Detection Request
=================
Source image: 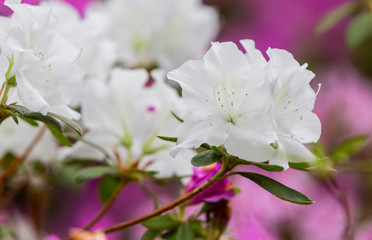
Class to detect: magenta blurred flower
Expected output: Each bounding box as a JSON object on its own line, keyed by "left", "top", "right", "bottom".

{"left": 61, "top": 0, "right": 94, "bottom": 17}
{"left": 184, "top": 163, "right": 235, "bottom": 204}
{"left": 44, "top": 235, "right": 60, "bottom": 240}
{"left": 314, "top": 66, "right": 372, "bottom": 146}
{"left": 228, "top": 166, "right": 357, "bottom": 240}
{"left": 0, "top": 0, "right": 39, "bottom": 16}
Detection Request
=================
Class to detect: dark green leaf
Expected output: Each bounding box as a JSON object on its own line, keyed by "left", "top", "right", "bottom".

{"left": 7, "top": 111, "right": 18, "bottom": 124}
{"left": 316, "top": 2, "right": 356, "bottom": 35}
{"left": 191, "top": 150, "right": 220, "bottom": 167}
{"left": 157, "top": 136, "right": 178, "bottom": 142}
{"left": 171, "top": 111, "right": 184, "bottom": 123}
{"left": 237, "top": 159, "right": 284, "bottom": 172}
{"left": 98, "top": 175, "right": 121, "bottom": 202}
{"left": 189, "top": 221, "right": 206, "bottom": 238}
{"left": 331, "top": 135, "right": 368, "bottom": 162}
{"left": 142, "top": 215, "right": 178, "bottom": 231}
{"left": 211, "top": 146, "right": 226, "bottom": 156}
{"left": 25, "top": 112, "right": 62, "bottom": 131}
{"left": 236, "top": 172, "right": 314, "bottom": 205}
{"left": 141, "top": 229, "right": 160, "bottom": 240}
{"left": 2, "top": 104, "right": 30, "bottom": 115}
{"left": 176, "top": 222, "right": 194, "bottom": 240}
{"left": 75, "top": 166, "right": 120, "bottom": 183}
{"left": 347, "top": 12, "right": 372, "bottom": 49}
{"left": 289, "top": 162, "right": 312, "bottom": 171}
{"left": 21, "top": 117, "right": 39, "bottom": 126}
{"left": 48, "top": 112, "right": 83, "bottom": 136}
{"left": 46, "top": 125, "right": 71, "bottom": 147}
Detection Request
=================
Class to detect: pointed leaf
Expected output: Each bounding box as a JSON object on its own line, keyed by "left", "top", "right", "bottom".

{"left": 157, "top": 136, "right": 178, "bottom": 142}
{"left": 236, "top": 172, "right": 314, "bottom": 205}
{"left": 316, "top": 2, "right": 356, "bottom": 35}
{"left": 211, "top": 146, "right": 226, "bottom": 156}
{"left": 46, "top": 125, "right": 71, "bottom": 147}
{"left": 24, "top": 112, "right": 62, "bottom": 131}
{"left": 237, "top": 159, "right": 284, "bottom": 172}
{"left": 176, "top": 222, "right": 194, "bottom": 240}
{"left": 141, "top": 229, "right": 160, "bottom": 240}
{"left": 142, "top": 215, "right": 178, "bottom": 231}
{"left": 289, "top": 162, "right": 312, "bottom": 171}
{"left": 171, "top": 111, "right": 184, "bottom": 123}
{"left": 347, "top": 12, "right": 372, "bottom": 49}
{"left": 75, "top": 166, "right": 120, "bottom": 183}
{"left": 48, "top": 112, "right": 83, "bottom": 136}
{"left": 191, "top": 150, "right": 220, "bottom": 167}
{"left": 98, "top": 175, "right": 121, "bottom": 203}
{"left": 6, "top": 111, "right": 18, "bottom": 124}
{"left": 2, "top": 104, "right": 30, "bottom": 115}
{"left": 331, "top": 135, "right": 368, "bottom": 162}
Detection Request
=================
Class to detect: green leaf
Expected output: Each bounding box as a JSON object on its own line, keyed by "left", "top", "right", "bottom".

{"left": 189, "top": 221, "right": 206, "bottom": 238}
{"left": 211, "top": 146, "right": 226, "bottom": 156}
{"left": 176, "top": 222, "right": 194, "bottom": 240}
{"left": 288, "top": 162, "right": 312, "bottom": 171}
{"left": 75, "top": 166, "right": 120, "bottom": 183}
{"left": 331, "top": 135, "right": 368, "bottom": 162}
{"left": 21, "top": 117, "right": 39, "bottom": 126}
{"left": 6, "top": 110, "right": 18, "bottom": 124}
{"left": 236, "top": 172, "right": 314, "bottom": 205}
{"left": 237, "top": 159, "right": 284, "bottom": 172}
{"left": 46, "top": 125, "right": 71, "bottom": 147}
{"left": 157, "top": 136, "right": 178, "bottom": 142}
{"left": 98, "top": 175, "right": 121, "bottom": 202}
{"left": 24, "top": 112, "right": 62, "bottom": 131}
{"left": 347, "top": 12, "right": 372, "bottom": 49}
{"left": 2, "top": 104, "right": 30, "bottom": 115}
{"left": 316, "top": 2, "right": 356, "bottom": 35}
{"left": 142, "top": 215, "right": 178, "bottom": 231}
{"left": 141, "top": 229, "right": 160, "bottom": 240}
{"left": 191, "top": 150, "right": 220, "bottom": 167}
{"left": 171, "top": 111, "right": 184, "bottom": 123}
{"left": 48, "top": 112, "right": 83, "bottom": 136}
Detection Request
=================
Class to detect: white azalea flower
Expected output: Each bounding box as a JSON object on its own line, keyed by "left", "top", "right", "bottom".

{"left": 106, "top": 0, "right": 218, "bottom": 70}
{"left": 62, "top": 68, "right": 192, "bottom": 177}
{"left": 168, "top": 40, "right": 321, "bottom": 169}
{"left": 47, "top": 1, "right": 117, "bottom": 80}
{"left": 0, "top": 0, "right": 83, "bottom": 118}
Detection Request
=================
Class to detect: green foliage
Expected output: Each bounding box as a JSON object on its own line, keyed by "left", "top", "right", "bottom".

{"left": 176, "top": 222, "right": 194, "bottom": 240}
{"left": 171, "top": 111, "right": 184, "bottom": 123}
{"left": 47, "top": 112, "right": 83, "bottom": 136}
{"left": 141, "top": 230, "right": 161, "bottom": 240}
{"left": 157, "top": 136, "right": 178, "bottom": 142}
{"left": 75, "top": 166, "right": 120, "bottom": 183}
{"left": 331, "top": 135, "right": 368, "bottom": 163}
{"left": 191, "top": 150, "right": 220, "bottom": 167}
{"left": 46, "top": 124, "right": 71, "bottom": 147}
{"left": 347, "top": 12, "right": 372, "bottom": 49}
{"left": 1, "top": 104, "right": 83, "bottom": 147}
{"left": 316, "top": 2, "right": 357, "bottom": 35}
{"left": 142, "top": 215, "right": 178, "bottom": 231}
{"left": 98, "top": 175, "right": 122, "bottom": 202}
{"left": 236, "top": 172, "right": 314, "bottom": 205}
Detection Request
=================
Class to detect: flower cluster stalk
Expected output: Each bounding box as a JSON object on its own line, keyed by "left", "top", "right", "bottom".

{"left": 95, "top": 158, "right": 229, "bottom": 235}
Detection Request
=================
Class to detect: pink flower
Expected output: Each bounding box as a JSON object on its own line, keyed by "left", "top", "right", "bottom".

{"left": 184, "top": 163, "right": 235, "bottom": 204}
{"left": 0, "top": 0, "right": 40, "bottom": 16}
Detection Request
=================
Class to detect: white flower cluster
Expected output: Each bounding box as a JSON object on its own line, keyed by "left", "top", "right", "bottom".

{"left": 0, "top": 0, "right": 218, "bottom": 177}
{"left": 168, "top": 40, "right": 321, "bottom": 169}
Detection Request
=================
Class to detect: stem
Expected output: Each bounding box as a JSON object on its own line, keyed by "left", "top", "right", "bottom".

{"left": 83, "top": 178, "right": 128, "bottom": 230}
{"left": 0, "top": 125, "right": 46, "bottom": 194}
{"left": 0, "top": 81, "right": 11, "bottom": 104}
{"left": 96, "top": 158, "right": 228, "bottom": 235}
{"left": 329, "top": 179, "right": 354, "bottom": 240}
